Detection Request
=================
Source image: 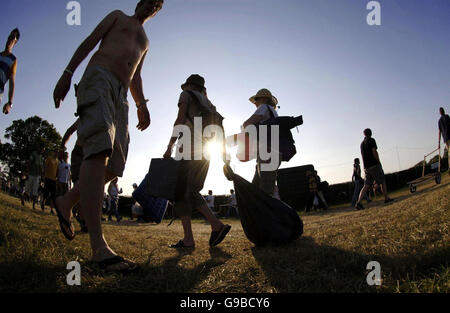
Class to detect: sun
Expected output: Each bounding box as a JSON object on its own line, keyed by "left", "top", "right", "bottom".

{"left": 205, "top": 140, "right": 224, "bottom": 162}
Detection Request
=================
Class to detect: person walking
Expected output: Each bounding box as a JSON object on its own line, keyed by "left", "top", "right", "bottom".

{"left": 107, "top": 178, "right": 122, "bottom": 223}
{"left": 355, "top": 129, "right": 394, "bottom": 210}
{"left": 1, "top": 28, "right": 20, "bottom": 115}
{"left": 243, "top": 88, "right": 281, "bottom": 197}
{"left": 52, "top": 0, "right": 163, "bottom": 273}
{"left": 438, "top": 107, "right": 450, "bottom": 174}
{"left": 164, "top": 74, "right": 231, "bottom": 249}
{"left": 351, "top": 158, "right": 371, "bottom": 207}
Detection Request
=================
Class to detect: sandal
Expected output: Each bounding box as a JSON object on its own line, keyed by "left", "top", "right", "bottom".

{"left": 54, "top": 201, "right": 75, "bottom": 241}
{"left": 97, "top": 255, "right": 140, "bottom": 274}
{"left": 209, "top": 224, "right": 231, "bottom": 247}
{"left": 170, "top": 240, "right": 195, "bottom": 249}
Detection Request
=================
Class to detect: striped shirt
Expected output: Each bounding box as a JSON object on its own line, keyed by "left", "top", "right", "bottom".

{"left": 0, "top": 53, "right": 16, "bottom": 92}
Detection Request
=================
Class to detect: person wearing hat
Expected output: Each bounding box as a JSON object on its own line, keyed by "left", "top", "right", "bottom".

{"left": 243, "top": 88, "right": 280, "bottom": 196}
{"left": 163, "top": 74, "right": 231, "bottom": 249}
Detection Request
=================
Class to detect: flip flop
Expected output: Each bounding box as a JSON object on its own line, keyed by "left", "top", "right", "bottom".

{"left": 209, "top": 224, "right": 231, "bottom": 247}
{"left": 170, "top": 240, "right": 195, "bottom": 249}
{"left": 97, "top": 256, "right": 140, "bottom": 274}
{"left": 54, "top": 202, "right": 75, "bottom": 241}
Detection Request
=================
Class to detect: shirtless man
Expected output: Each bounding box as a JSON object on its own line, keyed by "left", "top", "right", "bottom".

{"left": 52, "top": 0, "right": 163, "bottom": 273}
{"left": 1, "top": 28, "right": 20, "bottom": 115}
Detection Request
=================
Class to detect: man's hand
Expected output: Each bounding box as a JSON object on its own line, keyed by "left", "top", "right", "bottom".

{"left": 2, "top": 102, "right": 12, "bottom": 114}
{"left": 163, "top": 146, "right": 173, "bottom": 159}
{"left": 53, "top": 73, "right": 72, "bottom": 108}
{"left": 137, "top": 105, "right": 151, "bottom": 131}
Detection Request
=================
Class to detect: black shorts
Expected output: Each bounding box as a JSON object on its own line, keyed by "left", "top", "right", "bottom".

{"left": 43, "top": 178, "right": 57, "bottom": 200}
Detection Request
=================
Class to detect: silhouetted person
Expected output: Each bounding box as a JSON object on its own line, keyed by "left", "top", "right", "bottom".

{"left": 355, "top": 129, "right": 393, "bottom": 210}
{"left": 438, "top": 107, "right": 450, "bottom": 174}
{"left": 1, "top": 28, "right": 19, "bottom": 115}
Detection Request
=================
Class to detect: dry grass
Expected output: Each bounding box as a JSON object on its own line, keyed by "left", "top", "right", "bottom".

{"left": 0, "top": 173, "right": 449, "bottom": 293}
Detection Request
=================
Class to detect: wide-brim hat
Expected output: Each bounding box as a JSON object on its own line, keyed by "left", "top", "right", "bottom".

{"left": 181, "top": 74, "right": 206, "bottom": 90}
{"left": 249, "top": 88, "right": 278, "bottom": 106}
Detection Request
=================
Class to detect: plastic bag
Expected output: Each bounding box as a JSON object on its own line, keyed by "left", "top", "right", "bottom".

{"left": 224, "top": 165, "right": 303, "bottom": 246}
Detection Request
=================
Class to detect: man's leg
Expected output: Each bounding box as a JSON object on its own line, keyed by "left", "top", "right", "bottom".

{"left": 446, "top": 140, "right": 450, "bottom": 174}
{"left": 180, "top": 215, "right": 195, "bottom": 247}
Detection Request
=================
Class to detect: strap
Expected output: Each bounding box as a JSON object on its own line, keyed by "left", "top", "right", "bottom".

{"left": 266, "top": 104, "right": 275, "bottom": 119}
{"left": 185, "top": 90, "right": 202, "bottom": 126}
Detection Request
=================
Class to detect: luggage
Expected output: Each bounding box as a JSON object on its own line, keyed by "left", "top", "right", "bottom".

{"left": 228, "top": 107, "right": 303, "bottom": 163}
{"left": 132, "top": 174, "right": 168, "bottom": 224}
{"left": 145, "top": 158, "right": 187, "bottom": 201}
{"left": 260, "top": 108, "right": 303, "bottom": 162}
{"left": 223, "top": 165, "right": 303, "bottom": 246}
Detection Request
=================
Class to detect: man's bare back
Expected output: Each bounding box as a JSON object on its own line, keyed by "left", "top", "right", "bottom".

{"left": 89, "top": 10, "right": 148, "bottom": 89}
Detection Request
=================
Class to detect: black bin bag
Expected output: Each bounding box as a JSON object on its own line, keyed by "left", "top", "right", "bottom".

{"left": 224, "top": 165, "right": 303, "bottom": 246}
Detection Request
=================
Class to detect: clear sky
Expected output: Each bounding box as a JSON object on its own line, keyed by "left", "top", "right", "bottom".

{"left": 1, "top": 0, "right": 449, "bottom": 196}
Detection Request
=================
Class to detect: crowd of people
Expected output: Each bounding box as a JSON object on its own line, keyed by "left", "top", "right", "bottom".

{"left": 1, "top": 0, "right": 449, "bottom": 275}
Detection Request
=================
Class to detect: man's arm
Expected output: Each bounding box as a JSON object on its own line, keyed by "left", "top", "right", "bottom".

{"left": 163, "top": 101, "right": 188, "bottom": 159}
{"left": 53, "top": 10, "right": 121, "bottom": 108}
{"left": 61, "top": 119, "right": 80, "bottom": 149}
{"left": 2, "top": 60, "right": 17, "bottom": 115}
{"left": 372, "top": 147, "right": 381, "bottom": 164}
{"left": 243, "top": 114, "right": 264, "bottom": 129}
{"left": 130, "top": 50, "right": 150, "bottom": 131}
{"left": 438, "top": 129, "right": 441, "bottom": 149}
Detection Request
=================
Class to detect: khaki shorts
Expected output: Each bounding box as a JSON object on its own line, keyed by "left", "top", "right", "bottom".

{"left": 173, "top": 160, "right": 210, "bottom": 217}
{"left": 364, "top": 164, "right": 385, "bottom": 187}
{"left": 76, "top": 65, "right": 130, "bottom": 177}
{"left": 25, "top": 175, "right": 40, "bottom": 197}
{"left": 70, "top": 143, "right": 83, "bottom": 184}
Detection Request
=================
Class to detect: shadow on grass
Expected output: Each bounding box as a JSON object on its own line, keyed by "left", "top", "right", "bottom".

{"left": 80, "top": 247, "right": 233, "bottom": 293}
{"left": 251, "top": 236, "right": 449, "bottom": 292}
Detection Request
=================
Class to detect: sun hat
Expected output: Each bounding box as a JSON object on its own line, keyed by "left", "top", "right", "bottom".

{"left": 181, "top": 74, "right": 206, "bottom": 90}
{"left": 249, "top": 88, "right": 278, "bottom": 107}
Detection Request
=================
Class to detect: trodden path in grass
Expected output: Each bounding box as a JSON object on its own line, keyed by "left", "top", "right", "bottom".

{"left": 0, "top": 173, "right": 448, "bottom": 293}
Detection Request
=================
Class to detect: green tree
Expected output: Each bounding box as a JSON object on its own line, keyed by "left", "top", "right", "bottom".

{"left": 0, "top": 116, "right": 62, "bottom": 177}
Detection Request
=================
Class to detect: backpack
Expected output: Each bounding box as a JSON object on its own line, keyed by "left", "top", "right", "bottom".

{"left": 258, "top": 105, "right": 303, "bottom": 162}
{"left": 185, "top": 90, "right": 224, "bottom": 131}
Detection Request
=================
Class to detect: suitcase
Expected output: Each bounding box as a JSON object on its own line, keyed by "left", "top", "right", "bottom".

{"left": 132, "top": 174, "right": 168, "bottom": 224}
{"left": 145, "top": 158, "right": 186, "bottom": 201}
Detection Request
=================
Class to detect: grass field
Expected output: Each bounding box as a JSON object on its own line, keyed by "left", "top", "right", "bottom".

{"left": 0, "top": 174, "right": 449, "bottom": 293}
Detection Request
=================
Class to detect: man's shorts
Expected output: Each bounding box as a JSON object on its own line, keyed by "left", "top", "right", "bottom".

{"left": 56, "top": 182, "right": 69, "bottom": 197}
{"left": 173, "top": 160, "right": 210, "bottom": 217}
{"left": 43, "top": 178, "right": 57, "bottom": 201}
{"left": 25, "top": 175, "right": 40, "bottom": 197}
{"left": 364, "top": 164, "right": 386, "bottom": 187}
{"left": 76, "top": 65, "right": 130, "bottom": 177}
{"left": 70, "top": 143, "right": 83, "bottom": 184}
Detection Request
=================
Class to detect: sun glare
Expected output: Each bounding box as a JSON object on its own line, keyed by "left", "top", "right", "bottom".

{"left": 205, "top": 140, "right": 223, "bottom": 162}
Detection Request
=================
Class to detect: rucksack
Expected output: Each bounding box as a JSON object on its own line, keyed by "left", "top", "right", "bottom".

{"left": 185, "top": 90, "right": 224, "bottom": 131}
{"left": 258, "top": 105, "right": 303, "bottom": 162}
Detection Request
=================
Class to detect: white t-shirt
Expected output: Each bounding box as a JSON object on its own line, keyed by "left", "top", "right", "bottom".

{"left": 253, "top": 104, "right": 279, "bottom": 123}
{"left": 57, "top": 162, "right": 71, "bottom": 184}
{"left": 229, "top": 193, "right": 237, "bottom": 206}
{"left": 205, "top": 195, "right": 215, "bottom": 208}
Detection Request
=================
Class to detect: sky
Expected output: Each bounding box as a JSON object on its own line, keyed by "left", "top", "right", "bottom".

{"left": 0, "top": 0, "right": 449, "bottom": 196}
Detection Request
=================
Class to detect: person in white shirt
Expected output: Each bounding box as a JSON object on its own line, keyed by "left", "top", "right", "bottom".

{"left": 243, "top": 88, "right": 281, "bottom": 196}
{"left": 226, "top": 189, "right": 239, "bottom": 218}
{"left": 57, "top": 152, "right": 71, "bottom": 197}
{"left": 205, "top": 190, "right": 215, "bottom": 210}
{"left": 107, "top": 178, "right": 122, "bottom": 222}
